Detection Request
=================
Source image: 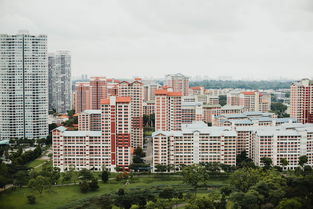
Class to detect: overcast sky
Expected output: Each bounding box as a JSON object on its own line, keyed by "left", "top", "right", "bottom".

{"left": 1, "top": 0, "right": 313, "bottom": 80}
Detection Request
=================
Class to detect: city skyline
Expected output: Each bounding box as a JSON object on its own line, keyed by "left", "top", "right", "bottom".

{"left": 1, "top": 0, "right": 313, "bottom": 80}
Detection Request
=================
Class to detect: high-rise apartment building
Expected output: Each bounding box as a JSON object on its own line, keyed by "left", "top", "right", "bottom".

{"left": 52, "top": 96, "right": 131, "bottom": 172}
{"left": 117, "top": 79, "right": 143, "bottom": 148}
{"left": 74, "top": 82, "right": 91, "bottom": 113}
{"left": 0, "top": 31, "right": 48, "bottom": 140}
{"left": 165, "top": 73, "right": 189, "bottom": 96}
{"left": 290, "top": 79, "right": 313, "bottom": 123}
{"left": 155, "top": 89, "right": 182, "bottom": 131}
{"left": 74, "top": 77, "right": 107, "bottom": 113}
{"left": 89, "top": 77, "right": 107, "bottom": 110}
{"left": 143, "top": 83, "right": 161, "bottom": 101}
{"left": 48, "top": 51, "right": 71, "bottom": 113}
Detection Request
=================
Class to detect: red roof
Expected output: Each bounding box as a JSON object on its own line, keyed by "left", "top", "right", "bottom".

{"left": 242, "top": 91, "right": 255, "bottom": 95}
{"left": 191, "top": 86, "right": 203, "bottom": 90}
{"left": 155, "top": 89, "right": 182, "bottom": 96}
{"left": 100, "top": 99, "right": 110, "bottom": 104}
{"left": 100, "top": 97, "right": 131, "bottom": 104}
{"left": 167, "top": 92, "right": 182, "bottom": 96}
{"left": 116, "top": 97, "right": 131, "bottom": 103}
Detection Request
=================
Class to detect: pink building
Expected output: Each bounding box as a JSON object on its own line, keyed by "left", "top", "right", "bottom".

{"left": 52, "top": 96, "right": 131, "bottom": 172}
{"left": 143, "top": 83, "right": 161, "bottom": 101}
{"left": 181, "top": 102, "right": 203, "bottom": 124}
{"left": 290, "top": 79, "right": 313, "bottom": 124}
{"left": 78, "top": 110, "right": 101, "bottom": 131}
{"left": 165, "top": 73, "right": 189, "bottom": 96}
{"left": 117, "top": 79, "right": 144, "bottom": 148}
{"left": 74, "top": 82, "right": 91, "bottom": 113}
{"left": 227, "top": 91, "right": 271, "bottom": 112}
{"left": 143, "top": 101, "right": 155, "bottom": 115}
{"left": 89, "top": 77, "right": 107, "bottom": 110}
{"left": 155, "top": 89, "right": 182, "bottom": 131}
{"left": 189, "top": 86, "right": 205, "bottom": 95}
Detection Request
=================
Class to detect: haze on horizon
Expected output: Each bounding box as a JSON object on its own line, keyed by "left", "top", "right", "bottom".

{"left": 0, "top": 0, "right": 313, "bottom": 80}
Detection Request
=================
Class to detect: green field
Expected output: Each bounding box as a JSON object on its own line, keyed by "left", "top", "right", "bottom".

{"left": 26, "top": 159, "right": 48, "bottom": 171}
{"left": 0, "top": 175, "right": 229, "bottom": 209}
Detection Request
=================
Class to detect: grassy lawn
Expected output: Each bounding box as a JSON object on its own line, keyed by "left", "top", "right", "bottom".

{"left": 0, "top": 175, "right": 228, "bottom": 209}
{"left": 26, "top": 159, "right": 48, "bottom": 171}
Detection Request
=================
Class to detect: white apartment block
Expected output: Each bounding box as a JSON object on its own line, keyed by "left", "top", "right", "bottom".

{"left": 152, "top": 121, "right": 237, "bottom": 170}
{"left": 0, "top": 31, "right": 48, "bottom": 140}
{"left": 78, "top": 110, "right": 101, "bottom": 131}
{"left": 48, "top": 51, "right": 71, "bottom": 113}
{"left": 152, "top": 121, "right": 313, "bottom": 171}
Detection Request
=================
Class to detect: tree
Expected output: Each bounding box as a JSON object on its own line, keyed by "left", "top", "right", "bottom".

{"left": 79, "top": 168, "right": 93, "bottom": 181}
{"left": 97, "top": 194, "right": 113, "bottom": 209}
{"left": 280, "top": 158, "right": 289, "bottom": 170}
{"left": 182, "top": 164, "right": 206, "bottom": 194}
{"left": 159, "top": 187, "right": 175, "bottom": 200}
{"left": 236, "top": 151, "right": 255, "bottom": 168}
{"left": 155, "top": 164, "right": 168, "bottom": 172}
{"left": 271, "top": 103, "right": 289, "bottom": 118}
{"left": 40, "top": 164, "right": 60, "bottom": 185}
{"left": 89, "top": 177, "right": 99, "bottom": 191}
{"left": 276, "top": 198, "right": 303, "bottom": 209}
{"left": 79, "top": 180, "right": 89, "bottom": 193}
{"left": 230, "top": 168, "right": 262, "bottom": 192}
{"left": 14, "top": 170, "right": 29, "bottom": 187}
{"left": 218, "top": 95, "right": 227, "bottom": 106}
{"left": 115, "top": 193, "right": 134, "bottom": 209}
{"left": 27, "top": 195, "right": 36, "bottom": 204}
{"left": 28, "top": 175, "right": 49, "bottom": 194}
{"left": 261, "top": 157, "right": 272, "bottom": 170}
{"left": 101, "top": 170, "right": 110, "bottom": 183}
{"left": 299, "top": 155, "right": 308, "bottom": 167}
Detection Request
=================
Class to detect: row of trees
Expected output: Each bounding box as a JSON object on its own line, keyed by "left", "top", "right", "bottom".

{"left": 0, "top": 145, "right": 43, "bottom": 188}
{"left": 190, "top": 80, "right": 292, "bottom": 90}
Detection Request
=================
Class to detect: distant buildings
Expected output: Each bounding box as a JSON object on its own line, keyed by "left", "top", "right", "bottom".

{"left": 0, "top": 31, "right": 48, "bottom": 140}
{"left": 165, "top": 73, "right": 189, "bottom": 96}
{"left": 48, "top": 51, "right": 71, "bottom": 113}
{"left": 227, "top": 91, "right": 271, "bottom": 112}
{"left": 290, "top": 79, "right": 313, "bottom": 124}
{"left": 74, "top": 77, "right": 107, "bottom": 113}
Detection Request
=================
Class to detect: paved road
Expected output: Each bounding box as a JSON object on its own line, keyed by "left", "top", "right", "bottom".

{"left": 143, "top": 136, "right": 153, "bottom": 165}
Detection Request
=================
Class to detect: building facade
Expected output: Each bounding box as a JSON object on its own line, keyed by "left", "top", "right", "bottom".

{"left": 227, "top": 91, "right": 271, "bottom": 112}
{"left": 0, "top": 31, "right": 48, "bottom": 140}
{"left": 155, "top": 89, "right": 182, "bottom": 131}
{"left": 152, "top": 121, "right": 237, "bottom": 170}
{"left": 48, "top": 51, "right": 71, "bottom": 113}
{"left": 52, "top": 96, "right": 131, "bottom": 172}
{"left": 165, "top": 73, "right": 189, "bottom": 96}
{"left": 290, "top": 79, "right": 313, "bottom": 124}
{"left": 117, "top": 80, "right": 144, "bottom": 148}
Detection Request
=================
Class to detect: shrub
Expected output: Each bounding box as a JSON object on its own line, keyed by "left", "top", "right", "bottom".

{"left": 27, "top": 195, "right": 36, "bottom": 204}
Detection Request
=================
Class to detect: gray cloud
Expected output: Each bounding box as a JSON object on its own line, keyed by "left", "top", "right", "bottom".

{"left": 0, "top": 0, "right": 313, "bottom": 80}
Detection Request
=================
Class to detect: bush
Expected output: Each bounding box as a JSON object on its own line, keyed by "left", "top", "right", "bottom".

{"left": 27, "top": 195, "right": 36, "bottom": 204}
{"left": 79, "top": 180, "right": 89, "bottom": 193}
